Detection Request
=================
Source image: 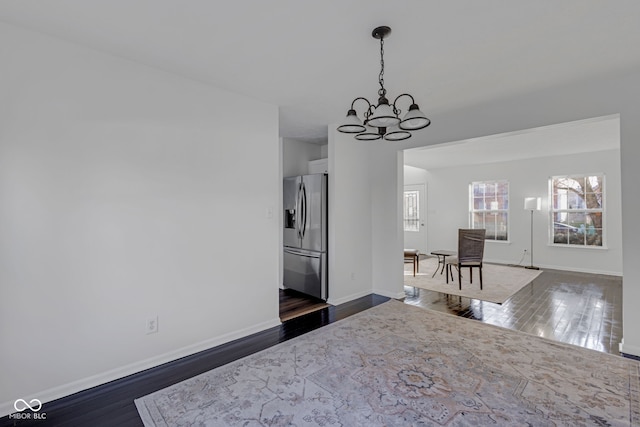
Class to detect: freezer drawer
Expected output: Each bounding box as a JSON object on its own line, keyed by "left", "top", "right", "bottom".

{"left": 283, "top": 248, "right": 327, "bottom": 301}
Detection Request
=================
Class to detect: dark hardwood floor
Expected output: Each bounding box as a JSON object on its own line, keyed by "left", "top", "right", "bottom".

{"left": 2, "top": 265, "right": 625, "bottom": 426}
{"left": 404, "top": 260, "right": 623, "bottom": 355}
{"left": 1, "top": 294, "right": 388, "bottom": 427}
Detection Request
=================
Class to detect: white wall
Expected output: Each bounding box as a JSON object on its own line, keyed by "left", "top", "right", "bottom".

{"left": 0, "top": 22, "right": 280, "bottom": 414}
{"left": 282, "top": 138, "right": 322, "bottom": 177}
{"left": 327, "top": 131, "right": 373, "bottom": 304}
{"left": 370, "top": 146, "right": 404, "bottom": 299}
{"left": 404, "top": 165, "right": 429, "bottom": 187}
{"left": 331, "top": 67, "right": 640, "bottom": 357}
{"left": 320, "top": 144, "right": 329, "bottom": 159}
{"left": 421, "top": 149, "right": 622, "bottom": 275}
{"left": 326, "top": 135, "right": 404, "bottom": 302}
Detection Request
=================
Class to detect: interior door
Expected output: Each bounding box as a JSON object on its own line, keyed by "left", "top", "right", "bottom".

{"left": 403, "top": 184, "right": 427, "bottom": 253}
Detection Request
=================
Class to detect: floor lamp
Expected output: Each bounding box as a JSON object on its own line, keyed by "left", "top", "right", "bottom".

{"left": 524, "top": 197, "right": 541, "bottom": 270}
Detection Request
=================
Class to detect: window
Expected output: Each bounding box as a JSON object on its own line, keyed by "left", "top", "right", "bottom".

{"left": 469, "top": 181, "right": 509, "bottom": 241}
{"left": 550, "top": 174, "right": 604, "bottom": 247}
{"left": 403, "top": 190, "right": 419, "bottom": 232}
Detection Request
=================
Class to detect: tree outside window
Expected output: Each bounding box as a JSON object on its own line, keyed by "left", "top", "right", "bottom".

{"left": 469, "top": 181, "right": 509, "bottom": 241}
{"left": 550, "top": 174, "right": 604, "bottom": 247}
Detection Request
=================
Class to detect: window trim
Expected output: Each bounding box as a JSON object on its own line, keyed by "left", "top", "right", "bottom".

{"left": 548, "top": 173, "right": 606, "bottom": 248}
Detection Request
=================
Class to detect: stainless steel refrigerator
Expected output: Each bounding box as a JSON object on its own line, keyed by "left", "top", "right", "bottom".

{"left": 283, "top": 173, "right": 328, "bottom": 301}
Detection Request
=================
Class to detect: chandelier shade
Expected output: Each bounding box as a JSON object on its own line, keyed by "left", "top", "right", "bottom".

{"left": 355, "top": 125, "right": 383, "bottom": 140}
{"left": 383, "top": 126, "right": 412, "bottom": 141}
{"left": 367, "top": 100, "right": 401, "bottom": 128}
{"left": 337, "top": 26, "right": 431, "bottom": 141}
{"left": 336, "top": 109, "right": 366, "bottom": 133}
{"left": 355, "top": 132, "right": 382, "bottom": 141}
{"left": 400, "top": 104, "right": 431, "bottom": 130}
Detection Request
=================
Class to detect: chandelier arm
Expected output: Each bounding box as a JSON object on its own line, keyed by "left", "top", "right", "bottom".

{"left": 349, "top": 96, "right": 375, "bottom": 121}
{"left": 392, "top": 93, "right": 416, "bottom": 107}
{"left": 391, "top": 93, "right": 417, "bottom": 117}
{"left": 350, "top": 97, "right": 372, "bottom": 111}
{"left": 392, "top": 93, "right": 416, "bottom": 105}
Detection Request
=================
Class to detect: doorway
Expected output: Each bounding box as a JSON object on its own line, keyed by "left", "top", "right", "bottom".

{"left": 403, "top": 184, "right": 427, "bottom": 253}
{"left": 279, "top": 289, "right": 330, "bottom": 322}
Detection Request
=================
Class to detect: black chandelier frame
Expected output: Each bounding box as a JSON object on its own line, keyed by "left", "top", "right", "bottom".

{"left": 337, "top": 26, "right": 431, "bottom": 141}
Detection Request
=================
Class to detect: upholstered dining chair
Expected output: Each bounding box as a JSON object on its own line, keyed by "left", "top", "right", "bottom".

{"left": 404, "top": 249, "right": 420, "bottom": 277}
{"left": 446, "top": 229, "right": 486, "bottom": 290}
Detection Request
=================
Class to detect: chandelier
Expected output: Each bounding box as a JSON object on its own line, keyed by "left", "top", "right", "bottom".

{"left": 337, "top": 26, "right": 431, "bottom": 141}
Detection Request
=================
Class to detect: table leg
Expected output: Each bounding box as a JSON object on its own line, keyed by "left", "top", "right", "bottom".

{"left": 432, "top": 255, "right": 442, "bottom": 278}
{"left": 439, "top": 255, "right": 448, "bottom": 275}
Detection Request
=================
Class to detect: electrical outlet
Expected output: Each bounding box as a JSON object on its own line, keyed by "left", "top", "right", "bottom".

{"left": 146, "top": 316, "right": 159, "bottom": 334}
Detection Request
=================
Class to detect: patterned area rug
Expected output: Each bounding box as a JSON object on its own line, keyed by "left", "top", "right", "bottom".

{"left": 405, "top": 257, "right": 542, "bottom": 303}
{"left": 135, "top": 300, "right": 640, "bottom": 426}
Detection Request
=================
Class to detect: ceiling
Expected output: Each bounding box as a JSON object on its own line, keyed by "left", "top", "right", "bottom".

{"left": 1, "top": 1, "right": 639, "bottom": 145}
{"left": 404, "top": 115, "right": 620, "bottom": 170}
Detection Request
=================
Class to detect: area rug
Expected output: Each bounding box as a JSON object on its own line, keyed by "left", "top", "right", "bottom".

{"left": 135, "top": 300, "right": 640, "bottom": 426}
{"left": 405, "top": 257, "right": 542, "bottom": 304}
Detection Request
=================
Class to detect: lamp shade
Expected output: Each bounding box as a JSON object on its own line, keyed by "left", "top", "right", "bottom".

{"left": 399, "top": 104, "right": 431, "bottom": 130}
{"left": 367, "top": 103, "right": 400, "bottom": 128}
{"left": 355, "top": 125, "right": 382, "bottom": 140}
{"left": 524, "top": 197, "right": 541, "bottom": 210}
{"left": 384, "top": 126, "right": 411, "bottom": 141}
{"left": 337, "top": 109, "right": 366, "bottom": 134}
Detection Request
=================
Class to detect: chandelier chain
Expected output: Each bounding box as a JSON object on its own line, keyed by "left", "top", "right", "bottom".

{"left": 378, "top": 37, "right": 386, "bottom": 97}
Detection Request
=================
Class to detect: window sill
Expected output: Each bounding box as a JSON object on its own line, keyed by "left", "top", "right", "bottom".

{"left": 547, "top": 243, "right": 608, "bottom": 250}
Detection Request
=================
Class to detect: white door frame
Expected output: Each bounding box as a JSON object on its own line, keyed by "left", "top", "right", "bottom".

{"left": 403, "top": 183, "right": 428, "bottom": 253}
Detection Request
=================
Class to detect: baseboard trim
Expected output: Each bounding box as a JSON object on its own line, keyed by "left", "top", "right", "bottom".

{"left": 536, "top": 264, "right": 621, "bottom": 277}
{"left": 0, "top": 317, "right": 281, "bottom": 418}
{"left": 619, "top": 339, "right": 640, "bottom": 359}
{"left": 328, "top": 289, "right": 373, "bottom": 306}
{"left": 484, "top": 258, "right": 622, "bottom": 277}
{"left": 373, "top": 288, "right": 406, "bottom": 300}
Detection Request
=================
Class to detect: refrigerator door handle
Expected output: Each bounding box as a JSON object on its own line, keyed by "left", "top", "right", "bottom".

{"left": 295, "top": 182, "right": 302, "bottom": 239}
{"left": 300, "top": 182, "right": 307, "bottom": 239}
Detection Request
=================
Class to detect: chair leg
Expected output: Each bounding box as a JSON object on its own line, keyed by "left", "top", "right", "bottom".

{"left": 458, "top": 265, "right": 462, "bottom": 290}
{"left": 446, "top": 265, "right": 449, "bottom": 283}
{"left": 415, "top": 254, "right": 419, "bottom": 273}
{"left": 470, "top": 267, "right": 473, "bottom": 284}
{"left": 479, "top": 266, "right": 483, "bottom": 290}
